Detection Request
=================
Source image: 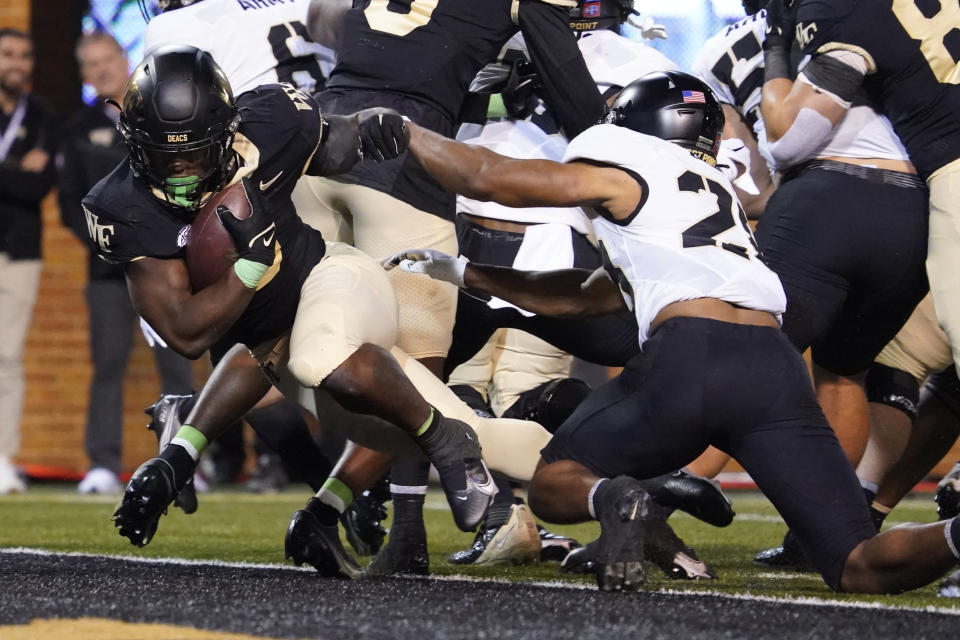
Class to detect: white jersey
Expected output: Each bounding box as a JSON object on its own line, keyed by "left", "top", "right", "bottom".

{"left": 577, "top": 30, "right": 679, "bottom": 94}
{"left": 143, "top": 0, "right": 335, "bottom": 95}
{"left": 563, "top": 125, "right": 786, "bottom": 347}
{"left": 691, "top": 11, "right": 909, "bottom": 168}
{"left": 456, "top": 31, "right": 677, "bottom": 231}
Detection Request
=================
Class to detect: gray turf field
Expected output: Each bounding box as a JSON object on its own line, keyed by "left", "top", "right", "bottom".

{"left": 1, "top": 551, "right": 956, "bottom": 639}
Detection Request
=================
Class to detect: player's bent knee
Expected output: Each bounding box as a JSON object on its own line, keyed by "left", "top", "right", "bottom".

{"left": 288, "top": 340, "right": 361, "bottom": 388}
{"left": 865, "top": 362, "right": 920, "bottom": 420}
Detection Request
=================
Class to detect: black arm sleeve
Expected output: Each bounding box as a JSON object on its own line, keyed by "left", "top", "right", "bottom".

{"left": 517, "top": 0, "right": 604, "bottom": 139}
{"left": 304, "top": 113, "right": 362, "bottom": 177}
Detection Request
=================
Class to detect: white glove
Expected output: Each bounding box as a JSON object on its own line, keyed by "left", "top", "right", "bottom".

{"left": 627, "top": 15, "right": 668, "bottom": 41}
{"left": 716, "top": 137, "right": 751, "bottom": 182}
{"left": 382, "top": 249, "right": 468, "bottom": 287}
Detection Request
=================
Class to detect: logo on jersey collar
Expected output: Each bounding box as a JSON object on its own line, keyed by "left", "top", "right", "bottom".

{"left": 583, "top": 1, "right": 601, "bottom": 16}
{"left": 177, "top": 225, "right": 190, "bottom": 248}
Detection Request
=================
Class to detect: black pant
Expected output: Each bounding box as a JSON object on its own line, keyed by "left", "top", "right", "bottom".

{"left": 84, "top": 278, "right": 194, "bottom": 473}
{"left": 754, "top": 161, "right": 929, "bottom": 375}
{"left": 542, "top": 317, "right": 876, "bottom": 589}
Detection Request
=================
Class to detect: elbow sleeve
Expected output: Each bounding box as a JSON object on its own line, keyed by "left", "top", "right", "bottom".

{"left": 767, "top": 107, "right": 834, "bottom": 170}
{"left": 306, "top": 114, "right": 361, "bottom": 177}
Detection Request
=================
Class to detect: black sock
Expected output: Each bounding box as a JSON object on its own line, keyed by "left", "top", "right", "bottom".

{"left": 414, "top": 410, "right": 474, "bottom": 491}
{"left": 389, "top": 459, "right": 428, "bottom": 540}
{"left": 159, "top": 444, "right": 196, "bottom": 492}
{"left": 390, "top": 495, "right": 427, "bottom": 541}
{"left": 247, "top": 401, "right": 332, "bottom": 491}
{"left": 485, "top": 472, "right": 514, "bottom": 529}
{"left": 869, "top": 506, "right": 889, "bottom": 531}
{"left": 414, "top": 410, "right": 473, "bottom": 463}
{"left": 304, "top": 497, "right": 340, "bottom": 526}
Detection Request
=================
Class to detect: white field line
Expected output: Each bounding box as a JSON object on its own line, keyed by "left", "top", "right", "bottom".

{"left": 4, "top": 547, "right": 960, "bottom": 616}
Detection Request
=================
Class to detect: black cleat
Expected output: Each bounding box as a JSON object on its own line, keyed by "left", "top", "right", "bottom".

{"left": 561, "top": 476, "right": 647, "bottom": 591}
{"left": 285, "top": 506, "right": 362, "bottom": 579}
{"left": 364, "top": 532, "right": 430, "bottom": 577}
{"left": 113, "top": 458, "right": 177, "bottom": 547}
{"left": 423, "top": 416, "right": 497, "bottom": 532}
{"left": 640, "top": 470, "right": 735, "bottom": 527}
{"left": 644, "top": 517, "right": 717, "bottom": 580}
{"left": 245, "top": 453, "right": 288, "bottom": 494}
{"left": 146, "top": 394, "right": 198, "bottom": 515}
{"left": 938, "top": 569, "right": 960, "bottom": 597}
{"left": 753, "top": 530, "right": 816, "bottom": 572}
{"left": 936, "top": 461, "right": 960, "bottom": 520}
{"left": 340, "top": 489, "right": 389, "bottom": 556}
{"left": 538, "top": 525, "right": 582, "bottom": 563}
{"left": 447, "top": 504, "right": 541, "bottom": 566}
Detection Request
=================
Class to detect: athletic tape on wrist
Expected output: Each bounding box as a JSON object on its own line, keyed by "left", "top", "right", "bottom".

{"left": 234, "top": 258, "right": 268, "bottom": 289}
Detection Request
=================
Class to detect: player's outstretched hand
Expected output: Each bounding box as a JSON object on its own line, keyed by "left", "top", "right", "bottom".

{"left": 382, "top": 249, "right": 468, "bottom": 287}
{"left": 356, "top": 108, "right": 409, "bottom": 162}
{"left": 627, "top": 15, "right": 667, "bottom": 41}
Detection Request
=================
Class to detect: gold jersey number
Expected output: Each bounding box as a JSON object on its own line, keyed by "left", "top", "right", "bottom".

{"left": 364, "top": 0, "right": 440, "bottom": 37}
{"left": 893, "top": 0, "right": 960, "bottom": 84}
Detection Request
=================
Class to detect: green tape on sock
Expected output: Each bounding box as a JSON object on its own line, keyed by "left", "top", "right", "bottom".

{"left": 174, "top": 425, "right": 208, "bottom": 456}
{"left": 415, "top": 408, "right": 435, "bottom": 437}
{"left": 318, "top": 477, "right": 353, "bottom": 513}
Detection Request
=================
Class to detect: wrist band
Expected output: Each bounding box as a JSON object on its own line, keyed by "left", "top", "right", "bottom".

{"left": 764, "top": 47, "right": 792, "bottom": 83}
{"left": 234, "top": 258, "right": 268, "bottom": 289}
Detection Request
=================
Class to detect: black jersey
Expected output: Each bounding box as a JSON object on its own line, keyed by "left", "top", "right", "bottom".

{"left": 327, "top": 0, "right": 522, "bottom": 123}
{"left": 82, "top": 84, "right": 327, "bottom": 349}
{"left": 797, "top": 0, "right": 960, "bottom": 178}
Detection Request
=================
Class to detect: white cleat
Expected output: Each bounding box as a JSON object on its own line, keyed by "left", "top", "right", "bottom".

{"left": 78, "top": 467, "right": 123, "bottom": 495}
{"left": 0, "top": 457, "right": 27, "bottom": 495}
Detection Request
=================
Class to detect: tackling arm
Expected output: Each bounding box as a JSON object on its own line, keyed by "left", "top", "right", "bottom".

{"left": 465, "top": 264, "right": 627, "bottom": 318}
{"left": 406, "top": 123, "right": 642, "bottom": 218}
{"left": 759, "top": 0, "right": 857, "bottom": 167}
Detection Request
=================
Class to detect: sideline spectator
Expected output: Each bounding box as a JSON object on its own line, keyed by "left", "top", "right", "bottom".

{"left": 0, "top": 28, "right": 58, "bottom": 494}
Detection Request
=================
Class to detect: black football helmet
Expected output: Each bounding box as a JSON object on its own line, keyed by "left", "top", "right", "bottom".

{"left": 604, "top": 71, "right": 724, "bottom": 165}
{"left": 569, "top": 0, "right": 636, "bottom": 35}
{"left": 117, "top": 45, "right": 238, "bottom": 212}
{"left": 741, "top": 0, "right": 765, "bottom": 15}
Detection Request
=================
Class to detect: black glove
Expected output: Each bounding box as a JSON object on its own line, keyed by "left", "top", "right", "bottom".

{"left": 762, "top": 0, "right": 797, "bottom": 81}
{"left": 502, "top": 58, "right": 541, "bottom": 120}
{"left": 356, "top": 108, "right": 409, "bottom": 162}
{"left": 763, "top": 0, "right": 796, "bottom": 52}
{"left": 217, "top": 178, "right": 277, "bottom": 270}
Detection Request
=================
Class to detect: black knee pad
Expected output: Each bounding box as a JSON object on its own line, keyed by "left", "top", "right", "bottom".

{"left": 925, "top": 366, "right": 960, "bottom": 420}
{"left": 503, "top": 377, "right": 592, "bottom": 433}
{"left": 865, "top": 362, "right": 920, "bottom": 420}
{"left": 448, "top": 384, "right": 494, "bottom": 418}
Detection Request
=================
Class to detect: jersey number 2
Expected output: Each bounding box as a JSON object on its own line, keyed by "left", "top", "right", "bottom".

{"left": 267, "top": 21, "right": 325, "bottom": 93}
{"left": 677, "top": 171, "right": 758, "bottom": 259}
{"left": 365, "top": 0, "right": 440, "bottom": 37}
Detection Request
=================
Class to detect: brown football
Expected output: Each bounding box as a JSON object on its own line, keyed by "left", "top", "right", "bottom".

{"left": 185, "top": 182, "right": 251, "bottom": 291}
